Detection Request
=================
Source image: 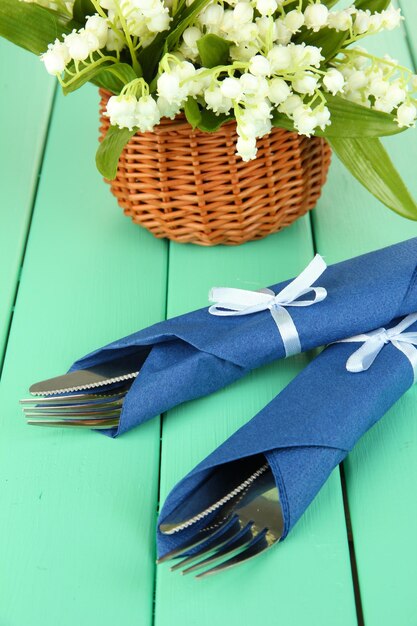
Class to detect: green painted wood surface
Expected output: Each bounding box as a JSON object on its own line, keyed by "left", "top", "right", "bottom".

{"left": 0, "top": 5, "right": 417, "bottom": 624}
{"left": 0, "top": 39, "right": 54, "bottom": 363}
{"left": 0, "top": 84, "right": 167, "bottom": 625}
{"left": 312, "top": 8, "right": 417, "bottom": 625}
{"left": 400, "top": 0, "right": 417, "bottom": 63}
{"left": 155, "top": 224, "right": 357, "bottom": 626}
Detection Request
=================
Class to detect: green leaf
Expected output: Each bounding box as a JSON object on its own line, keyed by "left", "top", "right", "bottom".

{"left": 329, "top": 136, "right": 417, "bottom": 220}
{"left": 184, "top": 97, "right": 202, "bottom": 129}
{"left": 354, "top": 0, "right": 390, "bottom": 12}
{"left": 197, "top": 34, "right": 231, "bottom": 68}
{"left": 164, "top": 0, "right": 213, "bottom": 53}
{"left": 96, "top": 125, "right": 137, "bottom": 180}
{"left": 137, "top": 36, "right": 165, "bottom": 82}
{"left": 272, "top": 96, "right": 405, "bottom": 138}
{"left": 0, "top": 0, "right": 77, "bottom": 55}
{"left": 72, "top": 0, "right": 95, "bottom": 22}
{"left": 197, "top": 109, "right": 233, "bottom": 132}
{"left": 95, "top": 62, "right": 139, "bottom": 94}
{"left": 322, "top": 95, "right": 405, "bottom": 138}
{"left": 295, "top": 27, "right": 348, "bottom": 61}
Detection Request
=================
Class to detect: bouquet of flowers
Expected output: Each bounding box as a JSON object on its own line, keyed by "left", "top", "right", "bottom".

{"left": 1, "top": 0, "right": 417, "bottom": 219}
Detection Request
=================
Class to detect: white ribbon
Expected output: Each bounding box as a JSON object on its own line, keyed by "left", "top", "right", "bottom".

{"left": 208, "top": 254, "right": 327, "bottom": 357}
{"left": 341, "top": 313, "right": 417, "bottom": 383}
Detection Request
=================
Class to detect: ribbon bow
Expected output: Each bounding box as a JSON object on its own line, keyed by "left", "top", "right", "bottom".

{"left": 342, "top": 313, "right": 417, "bottom": 382}
{"left": 208, "top": 255, "right": 327, "bottom": 357}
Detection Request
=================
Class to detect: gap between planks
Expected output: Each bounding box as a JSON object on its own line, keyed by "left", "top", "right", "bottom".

{"left": 0, "top": 84, "right": 58, "bottom": 381}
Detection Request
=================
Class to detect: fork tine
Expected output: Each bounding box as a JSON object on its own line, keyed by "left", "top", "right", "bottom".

{"left": 23, "top": 400, "right": 124, "bottom": 412}
{"left": 170, "top": 519, "right": 245, "bottom": 571}
{"left": 157, "top": 534, "right": 218, "bottom": 565}
{"left": 157, "top": 516, "right": 240, "bottom": 564}
{"left": 24, "top": 409, "right": 122, "bottom": 418}
{"left": 23, "top": 409, "right": 122, "bottom": 417}
{"left": 20, "top": 390, "right": 128, "bottom": 405}
{"left": 26, "top": 419, "right": 120, "bottom": 428}
{"left": 196, "top": 530, "right": 269, "bottom": 578}
{"left": 21, "top": 389, "right": 127, "bottom": 429}
{"left": 180, "top": 523, "right": 255, "bottom": 575}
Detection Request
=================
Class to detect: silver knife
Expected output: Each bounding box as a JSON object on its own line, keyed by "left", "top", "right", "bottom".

{"left": 29, "top": 351, "right": 144, "bottom": 396}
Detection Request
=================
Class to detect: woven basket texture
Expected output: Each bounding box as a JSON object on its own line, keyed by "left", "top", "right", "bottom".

{"left": 99, "top": 89, "right": 331, "bottom": 246}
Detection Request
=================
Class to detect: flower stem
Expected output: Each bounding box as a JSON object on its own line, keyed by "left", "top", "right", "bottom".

{"left": 113, "top": 1, "right": 143, "bottom": 76}
{"left": 340, "top": 48, "right": 412, "bottom": 76}
{"left": 61, "top": 56, "right": 117, "bottom": 88}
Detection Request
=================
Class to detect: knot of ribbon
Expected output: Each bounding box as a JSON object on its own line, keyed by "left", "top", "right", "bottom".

{"left": 341, "top": 313, "right": 417, "bottom": 382}
{"left": 208, "top": 254, "right": 327, "bottom": 357}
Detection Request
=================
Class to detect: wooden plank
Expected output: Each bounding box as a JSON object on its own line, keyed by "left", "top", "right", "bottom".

{"left": 0, "top": 40, "right": 54, "bottom": 362}
{"left": 0, "top": 85, "right": 168, "bottom": 625}
{"left": 155, "top": 223, "right": 357, "bottom": 626}
{"left": 311, "top": 14, "right": 417, "bottom": 626}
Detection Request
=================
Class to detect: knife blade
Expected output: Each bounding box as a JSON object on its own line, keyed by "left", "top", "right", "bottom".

{"left": 29, "top": 351, "right": 147, "bottom": 396}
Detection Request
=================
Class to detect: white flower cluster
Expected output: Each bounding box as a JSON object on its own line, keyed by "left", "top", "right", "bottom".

{"left": 179, "top": 1, "right": 402, "bottom": 65}
{"left": 41, "top": 0, "right": 173, "bottom": 77}
{"left": 336, "top": 51, "right": 417, "bottom": 128}
{"left": 157, "top": 59, "right": 212, "bottom": 114}
{"left": 41, "top": 14, "right": 114, "bottom": 74}
{"left": 104, "top": 0, "right": 415, "bottom": 161}
{"left": 99, "top": 0, "right": 171, "bottom": 48}
{"left": 111, "top": 48, "right": 334, "bottom": 160}
{"left": 352, "top": 5, "right": 402, "bottom": 35}
{"left": 38, "top": 0, "right": 416, "bottom": 161}
{"left": 22, "top": 0, "right": 171, "bottom": 43}
{"left": 106, "top": 61, "right": 209, "bottom": 130}
{"left": 159, "top": 0, "right": 410, "bottom": 160}
{"left": 106, "top": 93, "right": 161, "bottom": 131}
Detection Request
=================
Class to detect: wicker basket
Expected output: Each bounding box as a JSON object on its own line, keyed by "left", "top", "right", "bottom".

{"left": 99, "top": 89, "right": 331, "bottom": 246}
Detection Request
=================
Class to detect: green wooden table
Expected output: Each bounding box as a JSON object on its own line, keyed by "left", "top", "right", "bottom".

{"left": 0, "top": 4, "right": 416, "bottom": 623}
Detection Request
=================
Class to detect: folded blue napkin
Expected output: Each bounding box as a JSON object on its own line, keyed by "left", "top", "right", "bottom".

{"left": 71, "top": 237, "right": 417, "bottom": 436}
{"left": 157, "top": 317, "right": 417, "bottom": 557}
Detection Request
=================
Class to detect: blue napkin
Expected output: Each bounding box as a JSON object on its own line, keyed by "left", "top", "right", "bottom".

{"left": 71, "top": 237, "right": 417, "bottom": 436}
{"left": 157, "top": 319, "right": 416, "bottom": 557}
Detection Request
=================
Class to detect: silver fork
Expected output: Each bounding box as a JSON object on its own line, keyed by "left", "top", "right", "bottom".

{"left": 20, "top": 351, "right": 148, "bottom": 428}
{"left": 157, "top": 461, "right": 283, "bottom": 577}
{"left": 20, "top": 387, "right": 129, "bottom": 428}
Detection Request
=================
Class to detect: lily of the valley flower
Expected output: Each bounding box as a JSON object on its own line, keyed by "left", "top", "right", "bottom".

{"left": 41, "top": 39, "right": 70, "bottom": 75}
{"left": 31, "top": 0, "right": 417, "bottom": 164}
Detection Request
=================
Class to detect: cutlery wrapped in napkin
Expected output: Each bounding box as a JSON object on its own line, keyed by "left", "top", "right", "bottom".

{"left": 29, "top": 237, "right": 417, "bottom": 436}
{"left": 157, "top": 315, "right": 417, "bottom": 564}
